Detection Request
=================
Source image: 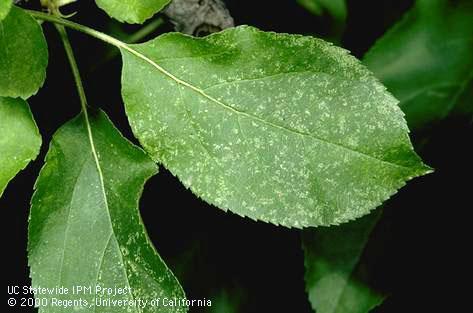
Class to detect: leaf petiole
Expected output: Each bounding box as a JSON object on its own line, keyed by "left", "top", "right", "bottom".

{"left": 28, "top": 10, "right": 128, "bottom": 50}
{"left": 54, "top": 24, "right": 88, "bottom": 112}
{"left": 27, "top": 9, "right": 205, "bottom": 97}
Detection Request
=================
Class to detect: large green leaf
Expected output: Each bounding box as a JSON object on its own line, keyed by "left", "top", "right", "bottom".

{"left": 303, "top": 210, "right": 385, "bottom": 313}
{"left": 0, "top": 96, "right": 41, "bottom": 197}
{"left": 28, "top": 110, "right": 186, "bottom": 313}
{"left": 364, "top": 0, "right": 473, "bottom": 129}
{"left": 120, "top": 26, "right": 431, "bottom": 228}
{"left": 0, "top": 6, "right": 48, "bottom": 99}
{"left": 0, "top": 0, "right": 11, "bottom": 21}
{"left": 96, "top": 0, "right": 170, "bottom": 24}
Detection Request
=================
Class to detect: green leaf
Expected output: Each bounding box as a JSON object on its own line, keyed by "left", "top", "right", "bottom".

{"left": 0, "top": 0, "right": 11, "bottom": 21}
{"left": 28, "top": 110, "right": 186, "bottom": 313}
{"left": 0, "top": 6, "right": 48, "bottom": 99}
{"left": 0, "top": 96, "right": 41, "bottom": 197}
{"left": 96, "top": 0, "right": 170, "bottom": 24}
{"left": 120, "top": 26, "right": 431, "bottom": 228}
{"left": 303, "top": 210, "right": 385, "bottom": 313}
{"left": 363, "top": 0, "right": 473, "bottom": 129}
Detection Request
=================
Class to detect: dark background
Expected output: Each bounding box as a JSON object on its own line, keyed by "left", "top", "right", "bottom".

{"left": 3, "top": 0, "right": 472, "bottom": 312}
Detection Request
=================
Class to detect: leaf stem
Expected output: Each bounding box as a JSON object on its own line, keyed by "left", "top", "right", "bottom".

{"left": 54, "top": 24, "right": 88, "bottom": 113}
{"left": 28, "top": 10, "right": 176, "bottom": 83}
{"left": 28, "top": 10, "right": 127, "bottom": 50}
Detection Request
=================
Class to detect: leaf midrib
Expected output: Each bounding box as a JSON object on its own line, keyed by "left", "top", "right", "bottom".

{"left": 122, "top": 44, "right": 416, "bottom": 172}
{"left": 56, "top": 117, "right": 141, "bottom": 313}
{"left": 83, "top": 119, "right": 142, "bottom": 313}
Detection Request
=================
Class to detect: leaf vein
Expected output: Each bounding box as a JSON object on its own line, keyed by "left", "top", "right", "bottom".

{"left": 92, "top": 232, "right": 112, "bottom": 313}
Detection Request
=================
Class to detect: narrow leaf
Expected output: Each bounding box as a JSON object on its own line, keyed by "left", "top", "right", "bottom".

{"left": 96, "top": 0, "right": 170, "bottom": 24}
{"left": 297, "top": 0, "right": 347, "bottom": 22}
{"left": 364, "top": 0, "right": 473, "bottom": 129}
{"left": 28, "top": 110, "right": 186, "bottom": 313}
{"left": 0, "top": 0, "right": 11, "bottom": 21}
{"left": 120, "top": 26, "right": 431, "bottom": 228}
{"left": 0, "top": 6, "right": 48, "bottom": 99}
{"left": 0, "top": 96, "right": 41, "bottom": 196}
{"left": 302, "top": 210, "right": 385, "bottom": 313}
